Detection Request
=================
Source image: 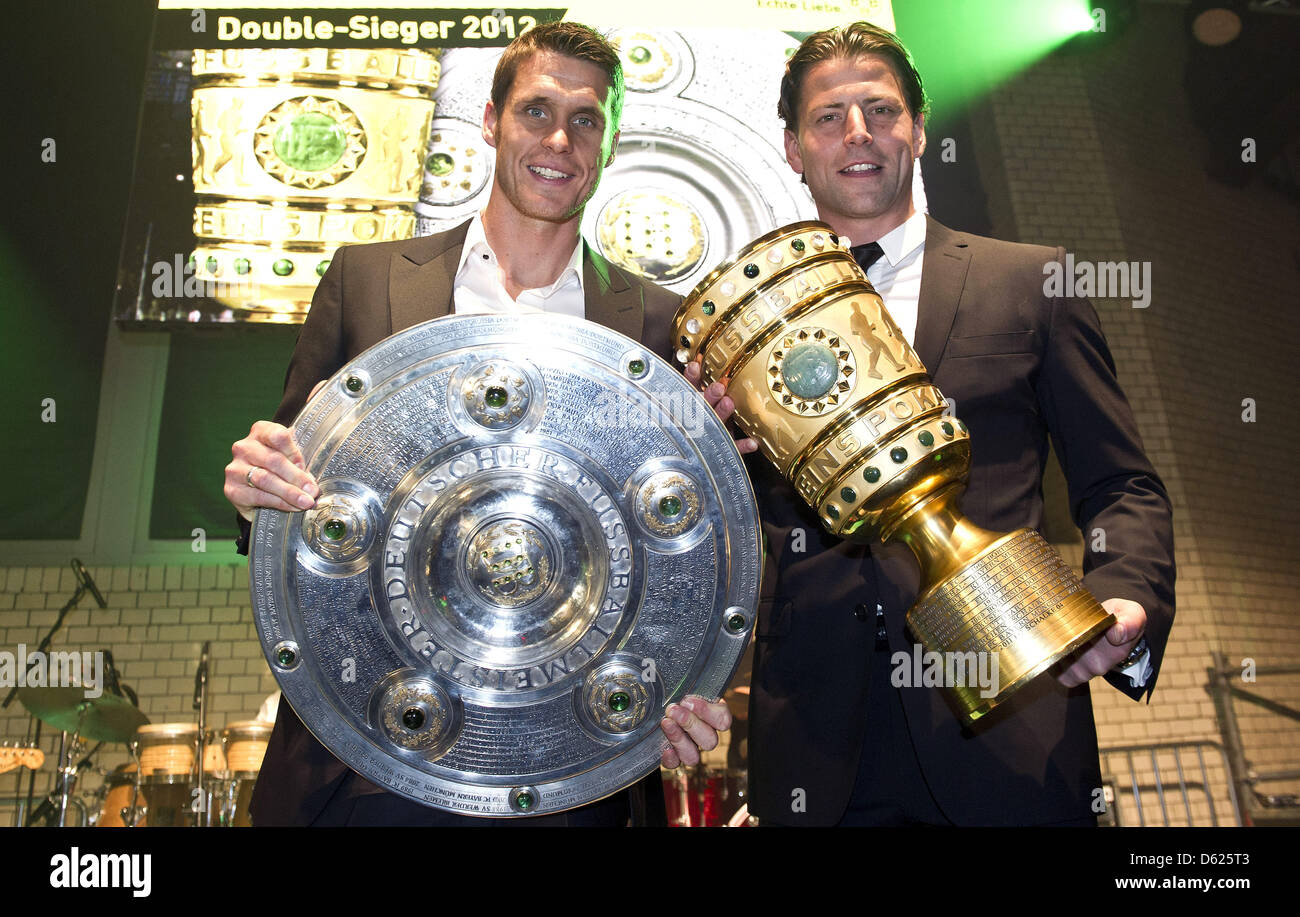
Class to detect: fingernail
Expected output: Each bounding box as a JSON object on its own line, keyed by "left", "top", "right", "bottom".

{"left": 297, "top": 494, "right": 314, "bottom": 509}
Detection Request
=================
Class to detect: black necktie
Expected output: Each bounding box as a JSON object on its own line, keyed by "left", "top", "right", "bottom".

{"left": 851, "top": 241, "right": 885, "bottom": 273}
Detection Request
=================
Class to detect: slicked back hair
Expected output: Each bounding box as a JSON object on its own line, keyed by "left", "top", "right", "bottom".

{"left": 779, "top": 21, "right": 929, "bottom": 133}
{"left": 490, "top": 21, "right": 625, "bottom": 128}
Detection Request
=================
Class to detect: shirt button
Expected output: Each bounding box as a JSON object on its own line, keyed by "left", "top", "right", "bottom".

{"left": 853, "top": 603, "right": 870, "bottom": 622}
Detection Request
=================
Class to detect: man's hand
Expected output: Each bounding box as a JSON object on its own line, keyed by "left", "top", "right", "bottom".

{"left": 660, "top": 695, "right": 733, "bottom": 768}
{"left": 225, "top": 420, "right": 320, "bottom": 521}
{"left": 1056, "top": 598, "right": 1146, "bottom": 688}
{"left": 683, "top": 357, "right": 758, "bottom": 454}
{"left": 225, "top": 382, "right": 329, "bottom": 521}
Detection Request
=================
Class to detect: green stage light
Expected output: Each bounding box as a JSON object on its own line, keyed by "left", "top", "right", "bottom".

{"left": 894, "top": 0, "right": 1102, "bottom": 116}
{"left": 1060, "top": 6, "right": 1100, "bottom": 33}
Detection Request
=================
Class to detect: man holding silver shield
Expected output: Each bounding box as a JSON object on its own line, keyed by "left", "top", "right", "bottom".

{"left": 722, "top": 21, "right": 1176, "bottom": 826}
{"left": 224, "top": 22, "right": 733, "bottom": 826}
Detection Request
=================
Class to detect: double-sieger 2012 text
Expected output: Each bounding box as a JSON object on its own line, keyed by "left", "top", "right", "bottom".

{"left": 216, "top": 14, "right": 538, "bottom": 44}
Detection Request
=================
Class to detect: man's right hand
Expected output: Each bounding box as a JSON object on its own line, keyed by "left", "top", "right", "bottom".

{"left": 224, "top": 420, "right": 320, "bottom": 522}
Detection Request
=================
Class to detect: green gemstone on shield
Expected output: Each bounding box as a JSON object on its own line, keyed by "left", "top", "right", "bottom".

{"left": 781, "top": 342, "right": 839, "bottom": 400}
{"left": 485, "top": 386, "right": 508, "bottom": 408}
{"left": 629, "top": 45, "right": 652, "bottom": 64}
{"left": 316, "top": 260, "right": 330, "bottom": 277}
{"left": 426, "top": 151, "right": 454, "bottom": 176}
{"left": 322, "top": 519, "right": 346, "bottom": 541}
{"left": 826, "top": 504, "right": 840, "bottom": 520}
{"left": 727, "top": 613, "right": 746, "bottom": 631}
{"left": 234, "top": 258, "right": 251, "bottom": 275}
{"left": 628, "top": 359, "right": 646, "bottom": 376}
{"left": 277, "top": 647, "right": 296, "bottom": 666}
{"left": 941, "top": 421, "right": 954, "bottom": 438}
{"left": 515, "top": 791, "right": 534, "bottom": 810}
{"left": 958, "top": 421, "right": 968, "bottom": 434}
{"left": 608, "top": 691, "right": 630, "bottom": 712}
{"left": 402, "top": 707, "right": 425, "bottom": 730}
{"left": 659, "top": 495, "right": 682, "bottom": 517}
{"left": 273, "top": 112, "right": 347, "bottom": 172}
{"left": 205, "top": 256, "right": 219, "bottom": 275}
{"left": 791, "top": 239, "right": 805, "bottom": 252}
{"left": 864, "top": 466, "right": 881, "bottom": 483}
{"left": 840, "top": 486, "right": 857, "bottom": 503}
{"left": 702, "top": 301, "right": 715, "bottom": 315}
{"left": 743, "top": 263, "right": 760, "bottom": 278}
{"left": 919, "top": 431, "right": 934, "bottom": 447}
{"left": 346, "top": 375, "right": 363, "bottom": 392}
{"left": 890, "top": 447, "right": 908, "bottom": 464}
{"left": 273, "top": 258, "right": 294, "bottom": 276}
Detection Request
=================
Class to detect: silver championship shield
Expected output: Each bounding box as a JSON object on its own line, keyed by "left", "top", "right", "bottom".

{"left": 250, "top": 314, "right": 760, "bottom": 816}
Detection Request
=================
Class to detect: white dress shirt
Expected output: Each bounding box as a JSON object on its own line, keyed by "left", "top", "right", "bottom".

{"left": 452, "top": 212, "right": 585, "bottom": 318}
{"left": 860, "top": 209, "right": 928, "bottom": 348}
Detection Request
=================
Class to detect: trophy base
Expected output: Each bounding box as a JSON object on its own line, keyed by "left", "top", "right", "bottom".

{"left": 906, "top": 528, "right": 1115, "bottom": 722}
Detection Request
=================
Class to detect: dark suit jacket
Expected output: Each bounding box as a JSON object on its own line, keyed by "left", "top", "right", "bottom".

{"left": 748, "top": 217, "right": 1176, "bottom": 826}
{"left": 239, "top": 220, "right": 681, "bottom": 825}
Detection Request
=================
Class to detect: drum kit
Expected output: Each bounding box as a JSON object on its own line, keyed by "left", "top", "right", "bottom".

{"left": 7, "top": 686, "right": 271, "bottom": 827}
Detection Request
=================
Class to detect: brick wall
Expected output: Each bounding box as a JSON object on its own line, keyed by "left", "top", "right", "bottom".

{"left": 988, "top": 5, "right": 1300, "bottom": 825}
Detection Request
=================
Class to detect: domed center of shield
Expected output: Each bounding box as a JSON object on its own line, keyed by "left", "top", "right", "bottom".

{"left": 466, "top": 519, "right": 555, "bottom": 609}
{"left": 780, "top": 341, "right": 839, "bottom": 400}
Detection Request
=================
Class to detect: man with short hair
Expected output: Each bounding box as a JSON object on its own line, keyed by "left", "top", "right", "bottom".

{"left": 225, "top": 22, "right": 731, "bottom": 826}
{"left": 742, "top": 21, "right": 1175, "bottom": 826}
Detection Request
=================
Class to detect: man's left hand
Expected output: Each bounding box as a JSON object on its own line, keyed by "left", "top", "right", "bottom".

{"left": 1057, "top": 598, "right": 1146, "bottom": 688}
{"left": 660, "top": 695, "right": 733, "bottom": 768}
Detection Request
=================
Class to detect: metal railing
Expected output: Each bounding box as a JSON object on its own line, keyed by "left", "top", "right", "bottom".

{"left": 1207, "top": 652, "right": 1300, "bottom": 827}
{"left": 1099, "top": 739, "right": 1241, "bottom": 826}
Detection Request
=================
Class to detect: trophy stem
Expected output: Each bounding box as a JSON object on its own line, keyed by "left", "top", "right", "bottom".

{"left": 892, "top": 488, "right": 1115, "bottom": 721}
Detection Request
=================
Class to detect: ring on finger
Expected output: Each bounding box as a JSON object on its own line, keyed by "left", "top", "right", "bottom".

{"left": 245, "top": 467, "right": 258, "bottom": 489}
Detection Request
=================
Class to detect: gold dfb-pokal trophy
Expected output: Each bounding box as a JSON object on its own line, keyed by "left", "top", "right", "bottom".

{"left": 674, "top": 222, "right": 1114, "bottom": 721}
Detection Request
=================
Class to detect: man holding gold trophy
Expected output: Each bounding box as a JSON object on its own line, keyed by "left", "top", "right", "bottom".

{"left": 683, "top": 22, "right": 1175, "bottom": 826}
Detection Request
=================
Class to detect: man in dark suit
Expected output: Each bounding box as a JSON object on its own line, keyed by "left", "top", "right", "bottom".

{"left": 737, "top": 21, "right": 1175, "bottom": 826}
{"left": 223, "top": 22, "right": 731, "bottom": 826}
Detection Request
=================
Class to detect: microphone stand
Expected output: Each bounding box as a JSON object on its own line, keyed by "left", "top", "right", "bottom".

{"left": 193, "top": 641, "right": 210, "bottom": 827}
{"left": 2, "top": 558, "right": 105, "bottom": 827}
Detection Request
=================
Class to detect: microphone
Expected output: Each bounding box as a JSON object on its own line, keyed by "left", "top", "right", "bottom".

{"left": 71, "top": 558, "right": 107, "bottom": 609}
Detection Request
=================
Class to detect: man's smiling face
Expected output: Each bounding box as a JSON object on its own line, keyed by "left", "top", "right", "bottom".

{"left": 482, "top": 50, "right": 619, "bottom": 228}
{"left": 784, "top": 54, "right": 926, "bottom": 242}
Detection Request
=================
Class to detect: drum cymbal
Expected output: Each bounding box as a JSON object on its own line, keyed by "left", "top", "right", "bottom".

{"left": 17, "top": 687, "right": 149, "bottom": 742}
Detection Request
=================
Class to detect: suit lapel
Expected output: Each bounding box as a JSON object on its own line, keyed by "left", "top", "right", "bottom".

{"left": 914, "top": 216, "right": 972, "bottom": 375}
{"left": 583, "top": 242, "right": 644, "bottom": 340}
{"left": 388, "top": 221, "right": 471, "bottom": 334}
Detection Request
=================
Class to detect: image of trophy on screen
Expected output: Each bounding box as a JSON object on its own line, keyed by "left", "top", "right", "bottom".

{"left": 188, "top": 47, "right": 439, "bottom": 320}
